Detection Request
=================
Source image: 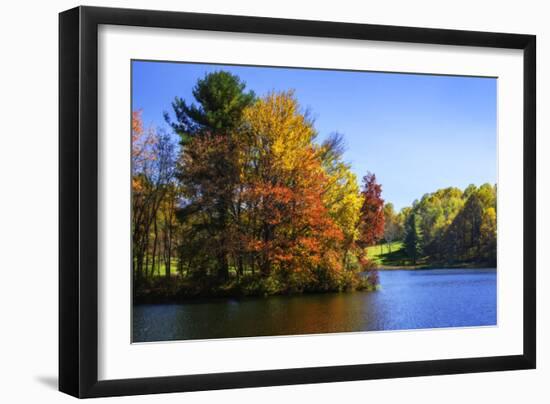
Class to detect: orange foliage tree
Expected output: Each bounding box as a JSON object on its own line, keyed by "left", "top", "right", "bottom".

{"left": 134, "top": 72, "right": 382, "bottom": 296}
{"left": 357, "top": 173, "right": 385, "bottom": 249}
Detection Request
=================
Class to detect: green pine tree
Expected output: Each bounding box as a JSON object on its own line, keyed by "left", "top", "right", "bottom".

{"left": 404, "top": 212, "right": 423, "bottom": 265}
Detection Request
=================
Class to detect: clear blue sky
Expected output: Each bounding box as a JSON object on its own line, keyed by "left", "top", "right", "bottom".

{"left": 132, "top": 60, "right": 496, "bottom": 211}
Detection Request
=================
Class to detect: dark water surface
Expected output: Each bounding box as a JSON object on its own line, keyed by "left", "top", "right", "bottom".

{"left": 133, "top": 268, "right": 496, "bottom": 342}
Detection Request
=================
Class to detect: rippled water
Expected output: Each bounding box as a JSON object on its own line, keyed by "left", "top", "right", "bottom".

{"left": 133, "top": 268, "right": 496, "bottom": 342}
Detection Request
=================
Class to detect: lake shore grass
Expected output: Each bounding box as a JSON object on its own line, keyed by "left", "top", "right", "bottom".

{"left": 134, "top": 243, "right": 494, "bottom": 304}
{"left": 366, "top": 242, "right": 496, "bottom": 270}
{"left": 134, "top": 269, "right": 379, "bottom": 304}
{"left": 133, "top": 283, "right": 379, "bottom": 305}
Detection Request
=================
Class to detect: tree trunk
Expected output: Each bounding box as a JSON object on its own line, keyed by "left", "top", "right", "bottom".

{"left": 151, "top": 216, "right": 158, "bottom": 277}
{"left": 164, "top": 224, "right": 171, "bottom": 282}
{"left": 144, "top": 233, "right": 150, "bottom": 279}
{"left": 237, "top": 255, "right": 244, "bottom": 278}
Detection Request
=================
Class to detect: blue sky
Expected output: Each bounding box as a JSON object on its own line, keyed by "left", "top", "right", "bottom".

{"left": 132, "top": 60, "right": 496, "bottom": 211}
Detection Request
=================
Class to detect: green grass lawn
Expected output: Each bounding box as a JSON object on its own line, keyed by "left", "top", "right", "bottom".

{"left": 140, "top": 258, "right": 179, "bottom": 277}
{"left": 139, "top": 258, "right": 245, "bottom": 278}
{"left": 366, "top": 241, "right": 422, "bottom": 268}
{"left": 145, "top": 243, "right": 413, "bottom": 276}
{"left": 141, "top": 241, "right": 483, "bottom": 278}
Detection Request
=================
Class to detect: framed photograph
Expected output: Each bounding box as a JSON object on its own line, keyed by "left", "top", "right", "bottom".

{"left": 59, "top": 6, "right": 536, "bottom": 398}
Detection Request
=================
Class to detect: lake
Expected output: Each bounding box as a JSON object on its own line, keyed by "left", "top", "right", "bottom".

{"left": 132, "top": 268, "right": 497, "bottom": 342}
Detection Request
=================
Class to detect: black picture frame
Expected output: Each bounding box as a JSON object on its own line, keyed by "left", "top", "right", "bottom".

{"left": 59, "top": 5, "right": 536, "bottom": 398}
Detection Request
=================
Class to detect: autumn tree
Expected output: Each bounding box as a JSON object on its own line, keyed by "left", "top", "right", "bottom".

{"left": 357, "top": 172, "right": 385, "bottom": 249}
{"left": 132, "top": 72, "right": 394, "bottom": 298}
{"left": 160, "top": 184, "right": 179, "bottom": 280}
{"left": 132, "top": 110, "right": 151, "bottom": 282}
{"left": 238, "top": 91, "right": 344, "bottom": 289}
{"left": 131, "top": 111, "right": 177, "bottom": 285}
{"left": 168, "top": 71, "right": 256, "bottom": 281}
{"left": 319, "top": 133, "right": 362, "bottom": 269}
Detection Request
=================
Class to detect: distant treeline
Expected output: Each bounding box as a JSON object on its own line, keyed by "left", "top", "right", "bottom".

{"left": 131, "top": 70, "right": 496, "bottom": 301}
{"left": 383, "top": 184, "right": 497, "bottom": 266}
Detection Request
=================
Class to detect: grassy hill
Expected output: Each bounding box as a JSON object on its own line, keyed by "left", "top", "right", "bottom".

{"left": 366, "top": 241, "right": 426, "bottom": 268}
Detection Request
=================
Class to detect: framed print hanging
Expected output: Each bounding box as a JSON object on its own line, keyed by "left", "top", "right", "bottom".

{"left": 59, "top": 6, "right": 536, "bottom": 398}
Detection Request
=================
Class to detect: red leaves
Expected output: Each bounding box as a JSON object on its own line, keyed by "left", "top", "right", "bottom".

{"left": 132, "top": 110, "right": 143, "bottom": 135}
{"left": 152, "top": 91, "right": 384, "bottom": 290}
{"left": 234, "top": 144, "right": 344, "bottom": 277}
{"left": 358, "top": 172, "right": 385, "bottom": 248}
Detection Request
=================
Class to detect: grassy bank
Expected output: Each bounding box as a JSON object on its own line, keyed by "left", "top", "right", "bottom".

{"left": 365, "top": 242, "right": 495, "bottom": 270}
{"left": 134, "top": 269, "right": 379, "bottom": 304}
{"left": 366, "top": 242, "right": 418, "bottom": 268}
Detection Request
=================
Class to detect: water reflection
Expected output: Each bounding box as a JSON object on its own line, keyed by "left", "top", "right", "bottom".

{"left": 133, "top": 268, "right": 497, "bottom": 342}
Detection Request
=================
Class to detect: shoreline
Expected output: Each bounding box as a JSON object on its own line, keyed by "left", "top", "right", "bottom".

{"left": 376, "top": 264, "right": 496, "bottom": 271}
{"left": 134, "top": 266, "right": 496, "bottom": 304}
